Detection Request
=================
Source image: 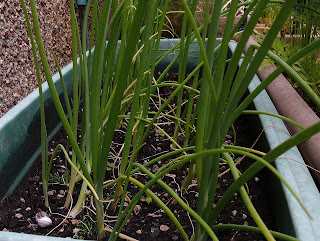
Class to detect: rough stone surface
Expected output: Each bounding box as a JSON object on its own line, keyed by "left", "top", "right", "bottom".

{"left": 0, "top": 0, "right": 73, "bottom": 117}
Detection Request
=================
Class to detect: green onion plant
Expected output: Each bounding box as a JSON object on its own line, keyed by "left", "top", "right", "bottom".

{"left": 22, "top": 0, "right": 320, "bottom": 240}
{"left": 292, "top": 0, "right": 320, "bottom": 45}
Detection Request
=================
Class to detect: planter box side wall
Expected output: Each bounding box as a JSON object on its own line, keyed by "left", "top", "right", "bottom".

{"left": 0, "top": 63, "right": 74, "bottom": 200}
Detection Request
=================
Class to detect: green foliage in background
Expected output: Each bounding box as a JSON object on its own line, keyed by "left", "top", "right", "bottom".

{"left": 257, "top": 0, "right": 320, "bottom": 100}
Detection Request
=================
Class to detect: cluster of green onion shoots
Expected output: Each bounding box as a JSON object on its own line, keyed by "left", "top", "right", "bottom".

{"left": 21, "top": 0, "right": 320, "bottom": 240}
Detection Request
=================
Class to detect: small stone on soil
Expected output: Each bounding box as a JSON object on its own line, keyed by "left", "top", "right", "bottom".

{"left": 171, "top": 199, "right": 178, "bottom": 205}
{"left": 47, "top": 190, "right": 56, "bottom": 196}
{"left": 232, "top": 210, "right": 237, "bottom": 217}
{"left": 57, "top": 194, "right": 64, "bottom": 199}
{"left": 35, "top": 211, "right": 52, "bottom": 228}
{"left": 15, "top": 213, "right": 23, "bottom": 219}
{"left": 160, "top": 224, "right": 170, "bottom": 232}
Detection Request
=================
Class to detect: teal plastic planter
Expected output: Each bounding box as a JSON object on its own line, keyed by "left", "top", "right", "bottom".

{"left": 76, "top": 0, "right": 87, "bottom": 5}
{"left": 0, "top": 62, "right": 74, "bottom": 200}
{"left": 0, "top": 40, "right": 319, "bottom": 240}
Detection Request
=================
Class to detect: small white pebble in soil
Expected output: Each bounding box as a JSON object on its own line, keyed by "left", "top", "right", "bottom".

{"left": 254, "top": 177, "right": 260, "bottom": 182}
{"left": 25, "top": 207, "right": 31, "bottom": 211}
{"left": 160, "top": 224, "right": 170, "bottom": 232}
{"left": 57, "top": 194, "right": 64, "bottom": 199}
{"left": 35, "top": 211, "right": 52, "bottom": 228}
{"left": 231, "top": 210, "right": 237, "bottom": 217}
{"left": 15, "top": 213, "right": 23, "bottom": 219}
{"left": 47, "top": 190, "right": 55, "bottom": 196}
{"left": 136, "top": 229, "right": 142, "bottom": 234}
{"left": 20, "top": 197, "right": 25, "bottom": 203}
{"left": 242, "top": 214, "right": 247, "bottom": 219}
{"left": 73, "top": 228, "right": 81, "bottom": 234}
{"left": 165, "top": 173, "right": 176, "bottom": 178}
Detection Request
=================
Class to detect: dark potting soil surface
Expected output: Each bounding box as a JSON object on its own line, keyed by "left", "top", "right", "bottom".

{"left": 0, "top": 73, "right": 275, "bottom": 240}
